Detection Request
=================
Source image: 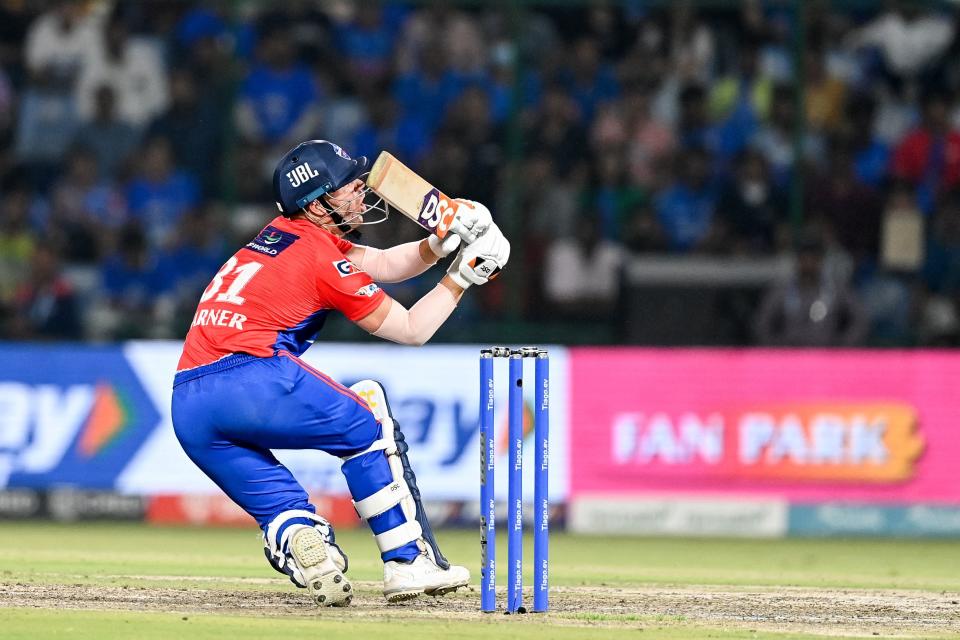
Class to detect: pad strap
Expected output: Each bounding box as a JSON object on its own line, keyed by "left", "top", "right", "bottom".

{"left": 353, "top": 480, "right": 411, "bottom": 520}
{"left": 374, "top": 520, "right": 423, "bottom": 553}
{"left": 341, "top": 437, "right": 392, "bottom": 462}
{"left": 265, "top": 509, "right": 328, "bottom": 558}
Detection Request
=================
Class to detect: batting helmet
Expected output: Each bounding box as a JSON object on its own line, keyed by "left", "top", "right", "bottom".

{"left": 272, "top": 140, "right": 369, "bottom": 216}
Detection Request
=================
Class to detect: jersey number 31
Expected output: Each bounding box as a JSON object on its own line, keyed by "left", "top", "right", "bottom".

{"left": 200, "top": 256, "right": 263, "bottom": 305}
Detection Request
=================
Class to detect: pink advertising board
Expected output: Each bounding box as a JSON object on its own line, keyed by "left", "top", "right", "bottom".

{"left": 570, "top": 349, "right": 960, "bottom": 503}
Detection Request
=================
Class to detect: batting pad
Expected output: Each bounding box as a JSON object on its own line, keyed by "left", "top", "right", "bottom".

{"left": 347, "top": 380, "right": 450, "bottom": 568}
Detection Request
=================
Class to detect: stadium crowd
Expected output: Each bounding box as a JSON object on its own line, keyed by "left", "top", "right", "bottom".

{"left": 1, "top": 0, "right": 959, "bottom": 346}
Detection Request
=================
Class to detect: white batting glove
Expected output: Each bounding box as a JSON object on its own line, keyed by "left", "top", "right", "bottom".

{"left": 448, "top": 199, "right": 493, "bottom": 244}
{"left": 446, "top": 249, "right": 473, "bottom": 289}
{"left": 456, "top": 222, "right": 510, "bottom": 286}
{"left": 427, "top": 232, "right": 461, "bottom": 258}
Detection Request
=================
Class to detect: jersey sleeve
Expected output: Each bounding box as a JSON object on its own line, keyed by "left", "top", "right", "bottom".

{"left": 332, "top": 234, "right": 354, "bottom": 253}
{"left": 314, "top": 240, "right": 387, "bottom": 322}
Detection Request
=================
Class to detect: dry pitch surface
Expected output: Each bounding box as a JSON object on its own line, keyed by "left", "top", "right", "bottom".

{"left": 2, "top": 523, "right": 959, "bottom": 639}
{"left": 4, "top": 580, "right": 960, "bottom": 637}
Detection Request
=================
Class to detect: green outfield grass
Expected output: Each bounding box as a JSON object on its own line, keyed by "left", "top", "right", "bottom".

{"left": 1, "top": 608, "right": 875, "bottom": 640}
{"left": 1, "top": 522, "right": 959, "bottom": 639}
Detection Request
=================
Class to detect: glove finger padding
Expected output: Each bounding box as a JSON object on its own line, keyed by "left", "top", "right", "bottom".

{"left": 446, "top": 247, "right": 473, "bottom": 289}
{"left": 452, "top": 199, "right": 493, "bottom": 242}
{"left": 428, "top": 232, "right": 461, "bottom": 258}
{"left": 447, "top": 218, "right": 478, "bottom": 244}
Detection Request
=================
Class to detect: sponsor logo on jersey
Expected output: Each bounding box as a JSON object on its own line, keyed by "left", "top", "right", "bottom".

{"left": 333, "top": 259, "right": 363, "bottom": 277}
{"left": 355, "top": 283, "right": 380, "bottom": 297}
{"left": 245, "top": 225, "right": 299, "bottom": 257}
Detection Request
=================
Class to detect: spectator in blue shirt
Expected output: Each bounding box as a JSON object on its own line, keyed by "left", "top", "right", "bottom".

{"left": 487, "top": 45, "right": 536, "bottom": 123}
{"left": 351, "top": 93, "right": 431, "bottom": 167}
{"left": 173, "top": 6, "right": 234, "bottom": 121}
{"left": 582, "top": 151, "right": 645, "bottom": 242}
{"left": 438, "top": 85, "right": 504, "bottom": 207}
{"left": 525, "top": 83, "right": 589, "bottom": 178}
{"left": 333, "top": 2, "right": 397, "bottom": 84}
{"left": 100, "top": 222, "right": 169, "bottom": 339}
{"left": 125, "top": 135, "right": 200, "bottom": 247}
{"left": 655, "top": 147, "right": 720, "bottom": 252}
{"left": 752, "top": 84, "right": 825, "bottom": 188}
{"left": 708, "top": 40, "right": 769, "bottom": 163}
{"left": 147, "top": 68, "right": 223, "bottom": 198}
{"left": 846, "top": 92, "right": 890, "bottom": 189}
{"left": 72, "top": 85, "right": 140, "bottom": 181}
{"left": 48, "top": 145, "right": 127, "bottom": 263}
{"left": 175, "top": 7, "right": 227, "bottom": 56}
{"left": 559, "top": 37, "right": 620, "bottom": 124}
{"left": 235, "top": 21, "right": 321, "bottom": 146}
{"left": 7, "top": 244, "right": 81, "bottom": 340}
{"left": 157, "top": 206, "right": 228, "bottom": 306}
{"left": 14, "top": 84, "right": 79, "bottom": 193}
{"left": 393, "top": 40, "right": 469, "bottom": 136}
{"left": 677, "top": 84, "right": 722, "bottom": 157}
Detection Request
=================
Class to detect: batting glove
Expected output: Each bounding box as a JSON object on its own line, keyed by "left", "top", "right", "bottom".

{"left": 454, "top": 222, "right": 510, "bottom": 287}
{"left": 427, "top": 232, "right": 462, "bottom": 258}
{"left": 449, "top": 199, "right": 493, "bottom": 244}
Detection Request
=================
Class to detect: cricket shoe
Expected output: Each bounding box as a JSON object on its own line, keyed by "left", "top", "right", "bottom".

{"left": 382, "top": 551, "right": 470, "bottom": 602}
{"left": 289, "top": 526, "right": 353, "bottom": 607}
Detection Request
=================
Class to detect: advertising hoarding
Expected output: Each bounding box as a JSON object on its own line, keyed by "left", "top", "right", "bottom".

{"left": 0, "top": 343, "right": 570, "bottom": 506}
{"left": 570, "top": 349, "right": 960, "bottom": 503}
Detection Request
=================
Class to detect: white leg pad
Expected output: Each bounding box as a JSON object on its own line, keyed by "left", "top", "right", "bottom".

{"left": 353, "top": 480, "right": 412, "bottom": 520}
{"left": 341, "top": 438, "right": 392, "bottom": 462}
{"left": 375, "top": 520, "right": 423, "bottom": 553}
{"left": 348, "top": 380, "right": 427, "bottom": 553}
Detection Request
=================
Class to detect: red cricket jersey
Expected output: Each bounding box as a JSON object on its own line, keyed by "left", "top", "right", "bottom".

{"left": 177, "top": 216, "right": 385, "bottom": 371}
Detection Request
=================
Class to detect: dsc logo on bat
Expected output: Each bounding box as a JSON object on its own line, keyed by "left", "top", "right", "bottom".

{"left": 418, "top": 188, "right": 459, "bottom": 238}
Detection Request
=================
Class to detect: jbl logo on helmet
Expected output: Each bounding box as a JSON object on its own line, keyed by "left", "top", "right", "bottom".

{"left": 286, "top": 162, "right": 320, "bottom": 188}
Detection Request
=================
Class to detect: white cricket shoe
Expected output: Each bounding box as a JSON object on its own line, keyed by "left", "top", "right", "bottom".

{"left": 289, "top": 527, "right": 353, "bottom": 607}
{"left": 383, "top": 552, "right": 471, "bottom": 602}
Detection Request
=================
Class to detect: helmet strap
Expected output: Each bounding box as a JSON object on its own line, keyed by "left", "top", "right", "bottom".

{"left": 307, "top": 198, "right": 361, "bottom": 238}
{"left": 320, "top": 199, "right": 357, "bottom": 236}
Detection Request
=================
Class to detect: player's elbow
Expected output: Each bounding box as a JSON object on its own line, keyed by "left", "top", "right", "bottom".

{"left": 369, "top": 289, "right": 453, "bottom": 346}
{"left": 394, "top": 332, "right": 429, "bottom": 347}
{"left": 376, "top": 332, "right": 429, "bottom": 347}
{"left": 370, "top": 314, "right": 430, "bottom": 346}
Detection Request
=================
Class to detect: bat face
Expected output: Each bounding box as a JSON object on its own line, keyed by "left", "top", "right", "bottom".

{"left": 366, "top": 151, "right": 462, "bottom": 239}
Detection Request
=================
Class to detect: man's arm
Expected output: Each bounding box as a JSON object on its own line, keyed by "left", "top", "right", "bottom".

{"left": 347, "top": 238, "right": 448, "bottom": 284}
{"left": 353, "top": 221, "right": 509, "bottom": 345}
{"left": 354, "top": 277, "right": 465, "bottom": 346}
{"left": 346, "top": 198, "right": 491, "bottom": 283}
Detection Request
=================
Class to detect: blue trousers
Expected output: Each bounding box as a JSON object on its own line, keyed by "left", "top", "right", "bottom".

{"left": 171, "top": 351, "right": 419, "bottom": 562}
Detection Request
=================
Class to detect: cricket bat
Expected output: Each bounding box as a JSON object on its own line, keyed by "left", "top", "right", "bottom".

{"left": 366, "top": 151, "right": 466, "bottom": 239}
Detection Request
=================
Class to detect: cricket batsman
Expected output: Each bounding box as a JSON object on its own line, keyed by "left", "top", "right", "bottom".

{"left": 171, "top": 140, "right": 509, "bottom": 607}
